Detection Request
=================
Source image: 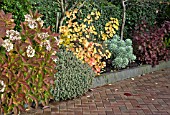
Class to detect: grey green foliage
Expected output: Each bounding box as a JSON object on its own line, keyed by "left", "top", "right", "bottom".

{"left": 50, "top": 49, "right": 95, "bottom": 101}
{"left": 105, "top": 35, "right": 136, "bottom": 68}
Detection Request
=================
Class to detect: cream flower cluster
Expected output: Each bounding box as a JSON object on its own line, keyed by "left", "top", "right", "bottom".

{"left": 6, "top": 30, "right": 21, "bottom": 41}
{"left": 26, "top": 45, "right": 35, "bottom": 57}
{"left": 2, "top": 30, "right": 21, "bottom": 52}
{"left": 0, "top": 80, "right": 6, "bottom": 93}
{"left": 2, "top": 39, "right": 13, "bottom": 52}
{"left": 24, "top": 14, "right": 44, "bottom": 29}
{"left": 40, "top": 40, "right": 51, "bottom": 51}
{"left": 38, "top": 32, "right": 52, "bottom": 51}
{"left": 38, "top": 32, "right": 49, "bottom": 40}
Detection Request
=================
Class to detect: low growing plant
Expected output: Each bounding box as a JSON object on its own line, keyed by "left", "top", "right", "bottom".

{"left": 50, "top": 49, "right": 95, "bottom": 101}
{"left": 0, "top": 10, "right": 59, "bottom": 114}
{"left": 105, "top": 35, "right": 136, "bottom": 69}
{"left": 132, "top": 21, "right": 170, "bottom": 66}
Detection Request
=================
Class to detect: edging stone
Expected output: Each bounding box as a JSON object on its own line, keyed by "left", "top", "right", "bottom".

{"left": 91, "top": 60, "right": 170, "bottom": 88}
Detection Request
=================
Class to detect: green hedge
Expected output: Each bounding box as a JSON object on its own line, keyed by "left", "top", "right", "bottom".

{"left": 111, "top": 0, "right": 169, "bottom": 38}
{"left": 29, "top": 0, "right": 60, "bottom": 32}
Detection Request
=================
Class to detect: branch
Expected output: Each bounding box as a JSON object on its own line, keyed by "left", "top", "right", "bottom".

{"left": 61, "top": 0, "right": 65, "bottom": 14}
{"left": 59, "top": 0, "right": 86, "bottom": 28}
{"left": 120, "top": 0, "right": 127, "bottom": 40}
{"left": 55, "top": 12, "right": 60, "bottom": 32}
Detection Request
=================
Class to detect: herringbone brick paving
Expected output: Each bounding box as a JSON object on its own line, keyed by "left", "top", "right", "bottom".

{"left": 23, "top": 68, "right": 170, "bottom": 115}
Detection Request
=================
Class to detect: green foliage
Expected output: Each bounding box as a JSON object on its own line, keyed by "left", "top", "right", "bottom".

{"left": 51, "top": 49, "right": 95, "bottom": 101}
{"left": 0, "top": 0, "right": 31, "bottom": 31}
{"left": 0, "top": 10, "right": 59, "bottom": 114}
{"left": 111, "top": 0, "right": 169, "bottom": 38}
{"left": 29, "top": 0, "right": 60, "bottom": 32}
{"left": 156, "top": 1, "right": 170, "bottom": 25}
{"left": 105, "top": 35, "right": 136, "bottom": 68}
{"left": 76, "top": 0, "right": 122, "bottom": 42}
{"left": 164, "top": 36, "right": 170, "bottom": 48}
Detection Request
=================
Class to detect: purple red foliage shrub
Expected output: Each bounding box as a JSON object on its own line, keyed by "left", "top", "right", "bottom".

{"left": 132, "top": 21, "right": 170, "bottom": 66}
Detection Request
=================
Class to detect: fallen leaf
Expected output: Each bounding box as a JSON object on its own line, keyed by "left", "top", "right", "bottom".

{"left": 124, "top": 93, "right": 132, "bottom": 96}
{"left": 136, "top": 105, "right": 140, "bottom": 108}
{"left": 42, "top": 106, "right": 50, "bottom": 110}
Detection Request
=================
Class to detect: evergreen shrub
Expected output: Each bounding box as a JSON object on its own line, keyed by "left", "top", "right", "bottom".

{"left": 50, "top": 49, "right": 95, "bottom": 101}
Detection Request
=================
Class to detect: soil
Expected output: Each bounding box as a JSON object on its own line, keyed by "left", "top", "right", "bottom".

{"left": 101, "top": 60, "right": 140, "bottom": 74}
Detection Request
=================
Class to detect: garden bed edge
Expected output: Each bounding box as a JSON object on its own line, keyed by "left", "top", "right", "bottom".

{"left": 92, "top": 60, "right": 170, "bottom": 88}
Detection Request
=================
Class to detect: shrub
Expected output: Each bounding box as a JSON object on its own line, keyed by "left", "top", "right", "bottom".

{"left": 77, "top": 0, "right": 122, "bottom": 41}
{"left": 0, "top": 10, "right": 16, "bottom": 43}
{"left": 50, "top": 49, "right": 95, "bottom": 101}
{"left": 0, "top": 0, "right": 31, "bottom": 31}
{"left": 105, "top": 35, "right": 136, "bottom": 69}
{"left": 59, "top": 8, "right": 118, "bottom": 74}
{"left": 156, "top": 1, "right": 170, "bottom": 25}
{"left": 132, "top": 21, "right": 170, "bottom": 66}
{"left": 111, "top": 0, "right": 169, "bottom": 38}
{"left": 0, "top": 10, "right": 59, "bottom": 114}
{"left": 29, "top": 0, "right": 60, "bottom": 32}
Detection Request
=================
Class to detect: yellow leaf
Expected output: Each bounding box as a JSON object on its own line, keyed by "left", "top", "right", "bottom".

{"left": 113, "top": 24, "right": 119, "bottom": 30}
{"left": 105, "top": 22, "right": 110, "bottom": 27}
{"left": 65, "top": 11, "right": 71, "bottom": 18}
{"left": 73, "top": 8, "right": 78, "bottom": 13}
{"left": 86, "top": 35, "right": 90, "bottom": 38}
{"left": 91, "top": 12, "right": 95, "bottom": 15}
{"left": 87, "top": 14, "right": 91, "bottom": 19}
{"left": 84, "top": 18, "right": 87, "bottom": 22}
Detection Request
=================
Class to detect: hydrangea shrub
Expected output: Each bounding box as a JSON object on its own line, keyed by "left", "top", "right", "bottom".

{"left": 50, "top": 49, "right": 95, "bottom": 101}
{"left": 105, "top": 35, "right": 136, "bottom": 69}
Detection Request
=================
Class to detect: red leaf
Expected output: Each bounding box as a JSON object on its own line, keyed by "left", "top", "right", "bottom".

{"left": 13, "top": 106, "right": 19, "bottom": 115}
{"left": 136, "top": 105, "right": 140, "bottom": 108}
{"left": 0, "top": 37, "right": 4, "bottom": 46}
{"left": 18, "top": 104, "right": 25, "bottom": 112}
{"left": 19, "top": 81, "right": 30, "bottom": 90}
{"left": 28, "top": 94, "right": 39, "bottom": 109}
{"left": 33, "top": 35, "right": 41, "bottom": 44}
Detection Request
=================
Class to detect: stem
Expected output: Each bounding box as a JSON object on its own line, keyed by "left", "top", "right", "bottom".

{"left": 55, "top": 12, "right": 60, "bottom": 32}
{"left": 59, "top": 0, "right": 86, "bottom": 28}
{"left": 121, "top": 0, "right": 127, "bottom": 40}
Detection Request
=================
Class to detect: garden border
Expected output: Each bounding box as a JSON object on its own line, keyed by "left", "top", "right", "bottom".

{"left": 92, "top": 60, "right": 170, "bottom": 88}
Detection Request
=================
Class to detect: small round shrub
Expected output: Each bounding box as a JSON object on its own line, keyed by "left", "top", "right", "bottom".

{"left": 105, "top": 35, "right": 136, "bottom": 69}
{"left": 50, "top": 49, "right": 95, "bottom": 101}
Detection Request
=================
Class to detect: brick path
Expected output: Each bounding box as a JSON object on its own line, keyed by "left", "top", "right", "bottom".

{"left": 24, "top": 68, "right": 170, "bottom": 115}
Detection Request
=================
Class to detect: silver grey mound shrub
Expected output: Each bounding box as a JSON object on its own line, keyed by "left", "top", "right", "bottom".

{"left": 50, "top": 49, "right": 95, "bottom": 101}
